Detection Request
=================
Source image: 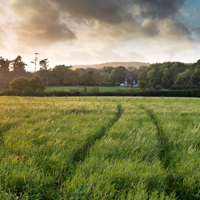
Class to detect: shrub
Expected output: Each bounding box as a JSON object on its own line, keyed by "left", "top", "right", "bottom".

{"left": 115, "top": 82, "right": 120, "bottom": 86}
{"left": 9, "top": 76, "right": 46, "bottom": 92}
{"left": 70, "top": 89, "right": 79, "bottom": 93}
{"left": 103, "top": 82, "right": 113, "bottom": 86}
{"left": 155, "top": 85, "right": 162, "bottom": 90}
{"left": 9, "top": 77, "right": 29, "bottom": 92}
{"left": 170, "top": 84, "right": 182, "bottom": 90}
{"left": 28, "top": 76, "right": 46, "bottom": 92}
{"left": 91, "top": 87, "right": 100, "bottom": 93}
{"left": 83, "top": 87, "right": 87, "bottom": 93}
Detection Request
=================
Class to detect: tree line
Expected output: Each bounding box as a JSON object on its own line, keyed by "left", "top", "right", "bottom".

{"left": 1, "top": 55, "right": 200, "bottom": 90}
{"left": 138, "top": 60, "right": 200, "bottom": 89}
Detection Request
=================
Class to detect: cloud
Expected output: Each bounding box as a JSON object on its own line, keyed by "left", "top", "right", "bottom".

{"left": 55, "top": 0, "right": 133, "bottom": 24}
{"left": 0, "top": 26, "right": 6, "bottom": 49}
{"left": 159, "top": 18, "right": 191, "bottom": 41}
{"left": 2, "top": 0, "right": 195, "bottom": 67}
{"left": 53, "top": 0, "right": 191, "bottom": 42}
{"left": 133, "top": 0, "right": 186, "bottom": 19}
{"left": 9, "top": 0, "right": 192, "bottom": 48}
{"left": 128, "top": 51, "right": 145, "bottom": 61}
{"left": 9, "top": 0, "right": 190, "bottom": 45}
{"left": 12, "top": 0, "right": 76, "bottom": 47}
{"left": 141, "top": 19, "right": 159, "bottom": 37}
{"left": 55, "top": 0, "right": 186, "bottom": 22}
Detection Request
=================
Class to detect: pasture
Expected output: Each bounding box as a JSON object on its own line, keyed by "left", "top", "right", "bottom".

{"left": 1, "top": 96, "right": 200, "bottom": 199}
{"left": 46, "top": 86, "right": 139, "bottom": 92}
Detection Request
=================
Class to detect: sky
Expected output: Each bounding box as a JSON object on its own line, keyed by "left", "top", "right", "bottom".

{"left": 1, "top": 0, "right": 200, "bottom": 71}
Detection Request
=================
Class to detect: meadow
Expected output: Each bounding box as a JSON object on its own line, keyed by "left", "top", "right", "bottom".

{"left": 1, "top": 96, "right": 200, "bottom": 199}
{"left": 46, "top": 86, "right": 139, "bottom": 92}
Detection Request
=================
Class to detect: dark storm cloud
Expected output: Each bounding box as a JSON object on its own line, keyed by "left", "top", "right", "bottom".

{"left": 133, "top": 0, "right": 186, "bottom": 19}
{"left": 52, "top": 0, "right": 190, "bottom": 40}
{"left": 140, "top": 20, "right": 159, "bottom": 37}
{"left": 54, "top": 0, "right": 133, "bottom": 24}
{"left": 54, "top": 0, "right": 186, "bottom": 22}
{"left": 12, "top": 0, "right": 191, "bottom": 45}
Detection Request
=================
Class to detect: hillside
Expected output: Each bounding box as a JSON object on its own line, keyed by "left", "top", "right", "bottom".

{"left": 72, "top": 61, "right": 150, "bottom": 69}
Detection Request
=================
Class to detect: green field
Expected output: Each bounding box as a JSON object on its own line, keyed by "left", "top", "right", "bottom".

{"left": 46, "top": 86, "right": 139, "bottom": 92}
{"left": 1, "top": 96, "right": 200, "bottom": 199}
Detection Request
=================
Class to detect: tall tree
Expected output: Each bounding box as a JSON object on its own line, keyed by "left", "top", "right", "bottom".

{"left": 127, "top": 66, "right": 139, "bottom": 80}
{"left": 30, "top": 53, "right": 39, "bottom": 72}
{"left": 0, "top": 56, "right": 11, "bottom": 73}
{"left": 12, "top": 55, "right": 27, "bottom": 73}
{"left": 174, "top": 69, "right": 192, "bottom": 88}
{"left": 146, "top": 64, "right": 162, "bottom": 88}
{"left": 39, "top": 58, "right": 49, "bottom": 70}
{"left": 52, "top": 65, "right": 72, "bottom": 84}
{"left": 138, "top": 65, "right": 148, "bottom": 82}
{"left": 63, "top": 70, "right": 81, "bottom": 85}
{"left": 110, "top": 66, "right": 128, "bottom": 84}
{"left": 102, "top": 66, "right": 114, "bottom": 74}
{"left": 190, "top": 67, "right": 200, "bottom": 88}
{"left": 160, "top": 62, "right": 172, "bottom": 88}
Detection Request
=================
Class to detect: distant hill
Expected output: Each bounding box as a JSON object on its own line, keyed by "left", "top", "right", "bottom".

{"left": 72, "top": 61, "right": 150, "bottom": 69}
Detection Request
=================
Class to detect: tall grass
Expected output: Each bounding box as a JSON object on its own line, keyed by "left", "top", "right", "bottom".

{"left": 1, "top": 97, "right": 200, "bottom": 199}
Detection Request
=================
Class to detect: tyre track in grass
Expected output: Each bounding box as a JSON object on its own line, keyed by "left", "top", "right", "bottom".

{"left": 1, "top": 104, "right": 123, "bottom": 200}
{"left": 54, "top": 104, "right": 123, "bottom": 197}
{"left": 72, "top": 103, "right": 123, "bottom": 164}
{"left": 139, "top": 105, "right": 170, "bottom": 169}
{"left": 139, "top": 104, "right": 199, "bottom": 200}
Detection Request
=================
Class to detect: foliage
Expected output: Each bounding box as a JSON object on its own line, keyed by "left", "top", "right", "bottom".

{"left": 9, "top": 77, "right": 29, "bottom": 92}
{"left": 110, "top": 66, "right": 127, "bottom": 84}
{"left": 155, "top": 85, "right": 162, "bottom": 90}
{"left": 90, "top": 87, "right": 100, "bottom": 93}
{"left": 0, "top": 56, "right": 11, "bottom": 72}
{"left": 115, "top": 82, "right": 120, "bottom": 86}
{"left": 147, "top": 64, "right": 162, "bottom": 88}
{"left": 102, "top": 82, "right": 113, "bottom": 86}
{"left": 174, "top": 69, "right": 192, "bottom": 88}
{"left": 28, "top": 76, "right": 46, "bottom": 92}
{"left": 139, "top": 81, "right": 147, "bottom": 91}
{"left": 83, "top": 87, "right": 87, "bottom": 93}
{"left": 63, "top": 70, "right": 81, "bottom": 85}
{"left": 190, "top": 67, "right": 200, "bottom": 88}
{"left": 12, "top": 55, "right": 27, "bottom": 73}
{"left": 3, "top": 55, "right": 200, "bottom": 90}
{"left": 51, "top": 65, "right": 72, "bottom": 84}
{"left": 9, "top": 76, "right": 45, "bottom": 92}
{"left": 39, "top": 58, "right": 49, "bottom": 70}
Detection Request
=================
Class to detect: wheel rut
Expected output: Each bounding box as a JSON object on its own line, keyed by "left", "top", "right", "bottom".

{"left": 139, "top": 104, "right": 199, "bottom": 199}
{"left": 139, "top": 105, "right": 170, "bottom": 168}
{"left": 54, "top": 104, "right": 123, "bottom": 196}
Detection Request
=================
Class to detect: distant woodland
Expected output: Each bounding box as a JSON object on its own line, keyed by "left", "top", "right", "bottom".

{"left": 1, "top": 55, "right": 200, "bottom": 90}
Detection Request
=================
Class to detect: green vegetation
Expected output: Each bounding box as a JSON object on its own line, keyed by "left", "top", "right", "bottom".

{"left": 1, "top": 97, "right": 200, "bottom": 199}
{"left": 2, "top": 55, "right": 200, "bottom": 91}
{"left": 9, "top": 76, "right": 45, "bottom": 92}
{"left": 46, "top": 86, "right": 138, "bottom": 92}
